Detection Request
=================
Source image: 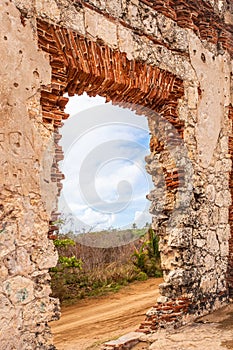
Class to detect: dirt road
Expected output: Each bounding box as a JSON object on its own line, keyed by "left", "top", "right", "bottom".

{"left": 50, "top": 278, "right": 163, "bottom": 350}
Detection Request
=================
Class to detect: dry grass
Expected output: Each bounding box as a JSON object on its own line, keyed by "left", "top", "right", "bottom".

{"left": 50, "top": 230, "right": 161, "bottom": 304}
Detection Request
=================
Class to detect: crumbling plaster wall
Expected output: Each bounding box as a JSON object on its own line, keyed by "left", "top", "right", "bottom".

{"left": 0, "top": 0, "right": 233, "bottom": 348}
{"left": 0, "top": 2, "right": 59, "bottom": 349}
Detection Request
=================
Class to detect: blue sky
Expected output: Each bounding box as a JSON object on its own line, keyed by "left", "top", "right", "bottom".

{"left": 58, "top": 93, "right": 153, "bottom": 232}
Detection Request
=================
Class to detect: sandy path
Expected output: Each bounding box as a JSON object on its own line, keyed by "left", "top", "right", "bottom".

{"left": 50, "top": 278, "right": 163, "bottom": 350}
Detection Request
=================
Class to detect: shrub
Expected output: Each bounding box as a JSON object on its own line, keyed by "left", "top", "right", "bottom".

{"left": 132, "top": 228, "right": 162, "bottom": 277}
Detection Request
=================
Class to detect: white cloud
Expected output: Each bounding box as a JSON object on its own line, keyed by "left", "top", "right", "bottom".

{"left": 134, "top": 210, "right": 152, "bottom": 227}
{"left": 64, "top": 92, "right": 106, "bottom": 116}
{"left": 59, "top": 94, "right": 153, "bottom": 231}
{"left": 75, "top": 207, "right": 115, "bottom": 230}
{"left": 95, "top": 161, "right": 149, "bottom": 201}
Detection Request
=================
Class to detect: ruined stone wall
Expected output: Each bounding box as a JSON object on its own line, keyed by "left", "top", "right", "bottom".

{"left": 0, "top": 0, "right": 233, "bottom": 348}
{"left": 0, "top": 2, "right": 59, "bottom": 349}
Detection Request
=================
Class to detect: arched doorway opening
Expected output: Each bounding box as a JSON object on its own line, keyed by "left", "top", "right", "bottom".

{"left": 36, "top": 17, "right": 212, "bottom": 336}
{"left": 37, "top": 18, "right": 185, "bottom": 244}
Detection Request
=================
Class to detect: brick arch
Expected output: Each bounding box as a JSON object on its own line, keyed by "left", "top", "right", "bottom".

{"left": 37, "top": 20, "right": 184, "bottom": 126}
{"left": 37, "top": 19, "right": 185, "bottom": 237}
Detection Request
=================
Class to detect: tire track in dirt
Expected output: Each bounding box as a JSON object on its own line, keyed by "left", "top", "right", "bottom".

{"left": 50, "top": 278, "right": 163, "bottom": 350}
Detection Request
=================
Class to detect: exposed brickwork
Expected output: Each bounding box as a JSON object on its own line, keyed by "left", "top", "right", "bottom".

{"left": 140, "top": 0, "right": 233, "bottom": 56}
{"left": 137, "top": 288, "right": 228, "bottom": 334}
{"left": 138, "top": 297, "right": 191, "bottom": 333}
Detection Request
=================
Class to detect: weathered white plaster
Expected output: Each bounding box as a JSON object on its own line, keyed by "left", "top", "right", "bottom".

{"left": 189, "top": 31, "right": 231, "bottom": 168}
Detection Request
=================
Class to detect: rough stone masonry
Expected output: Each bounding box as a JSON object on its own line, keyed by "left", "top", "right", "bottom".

{"left": 0, "top": 0, "right": 233, "bottom": 348}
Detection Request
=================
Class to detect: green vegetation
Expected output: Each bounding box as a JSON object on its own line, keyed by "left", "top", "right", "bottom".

{"left": 50, "top": 227, "right": 162, "bottom": 305}
{"left": 132, "top": 227, "right": 162, "bottom": 277}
